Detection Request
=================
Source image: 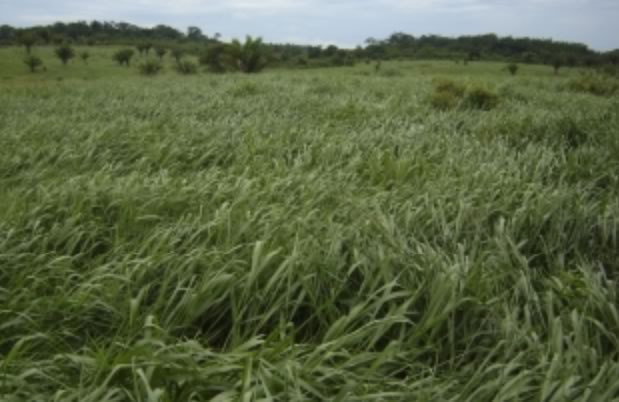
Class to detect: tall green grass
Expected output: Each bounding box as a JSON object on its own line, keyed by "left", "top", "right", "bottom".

{"left": 1, "top": 60, "right": 619, "bottom": 401}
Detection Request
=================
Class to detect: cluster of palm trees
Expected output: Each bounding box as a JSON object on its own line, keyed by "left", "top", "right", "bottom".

{"left": 21, "top": 35, "right": 269, "bottom": 75}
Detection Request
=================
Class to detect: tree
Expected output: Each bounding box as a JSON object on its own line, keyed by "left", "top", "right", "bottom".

{"left": 23, "top": 55, "right": 43, "bottom": 73}
{"left": 80, "top": 51, "right": 90, "bottom": 64}
{"left": 187, "top": 26, "right": 204, "bottom": 41}
{"left": 154, "top": 47, "right": 167, "bottom": 60}
{"left": 18, "top": 31, "right": 36, "bottom": 53}
{"left": 227, "top": 36, "right": 269, "bottom": 73}
{"left": 55, "top": 44, "right": 75, "bottom": 66}
{"left": 507, "top": 63, "right": 519, "bottom": 76}
{"left": 113, "top": 49, "right": 135, "bottom": 66}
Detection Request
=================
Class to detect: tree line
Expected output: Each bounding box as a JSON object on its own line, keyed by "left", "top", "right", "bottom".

{"left": 2, "top": 21, "right": 617, "bottom": 69}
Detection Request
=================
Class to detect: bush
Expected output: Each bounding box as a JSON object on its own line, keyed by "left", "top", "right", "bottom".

{"left": 171, "top": 48, "right": 185, "bottom": 64}
{"left": 138, "top": 60, "right": 163, "bottom": 76}
{"left": 113, "top": 49, "right": 134, "bottom": 66}
{"left": 430, "top": 90, "right": 459, "bottom": 111}
{"left": 154, "top": 47, "right": 167, "bottom": 60}
{"left": 429, "top": 80, "right": 499, "bottom": 111}
{"left": 55, "top": 44, "right": 75, "bottom": 66}
{"left": 566, "top": 73, "right": 619, "bottom": 97}
{"left": 433, "top": 79, "right": 466, "bottom": 97}
{"left": 199, "top": 44, "right": 228, "bottom": 73}
{"left": 80, "top": 51, "right": 90, "bottom": 64}
{"left": 23, "top": 55, "right": 43, "bottom": 73}
{"left": 464, "top": 87, "right": 500, "bottom": 110}
{"left": 507, "top": 63, "right": 519, "bottom": 76}
{"left": 175, "top": 60, "right": 198, "bottom": 75}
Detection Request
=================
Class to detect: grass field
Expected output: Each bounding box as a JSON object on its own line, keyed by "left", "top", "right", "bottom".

{"left": 1, "top": 46, "right": 619, "bottom": 401}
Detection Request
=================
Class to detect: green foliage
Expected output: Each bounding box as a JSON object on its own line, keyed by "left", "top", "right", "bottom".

{"left": 138, "top": 59, "right": 163, "bottom": 76}
{"left": 430, "top": 79, "right": 499, "bottom": 111}
{"left": 154, "top": 46, "right": 167, "bottom": 60}
{"left": 17, "top": 31, "right": 36, "bottom": 53}
{"left": 464, "top": 86, "right": 500, "bottom": 110}
{"left": 80, "top": 50, "right": 90, "bottom": 64}
{"left": 507, "top": 63, "right": 519, "bottom": 75}
{"left": 136, "top": 42, "right": 152, "bottom": 56}
{"left": 175, "top": 60, "right": 198, "bottom": 75}
{"left": 566, "top": 73, "right": 619, "bottom": 97}
{"left": 227, "top": 36, "right": 269, "bottom": 73}
{"left": 199, "top": 43, "right": 228, "bottom": 73}
{"left": 23, "top": 54, "right": 43, "bottom": 73}
{"left": 54, "top": 44, "right": 75, "bottom": 66}
{"left": 113, "top": 49, "right": 135, "bottom": 66}
{"left": 2, "top": 56, "right": 619, "bottom": 401}
{"left": 430, "top": 90, "right": 459, "bottom": 110}
{"left": 171, "top": 47, "right": 184, "bottom": 64}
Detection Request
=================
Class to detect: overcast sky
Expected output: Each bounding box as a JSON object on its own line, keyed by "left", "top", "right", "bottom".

{"left": 1, "top": 0, "right": 617, "bottom": 50}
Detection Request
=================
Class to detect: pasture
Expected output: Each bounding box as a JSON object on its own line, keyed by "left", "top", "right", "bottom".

{"left": 1, "top": 46, "right": 619, "bottom": 401}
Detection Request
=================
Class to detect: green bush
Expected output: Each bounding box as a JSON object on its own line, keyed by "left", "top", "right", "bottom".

{"left": 55, "top": 44, "right": 75, "bottom": 66}
{"left": 175, "top": 60, "right": 198, "bottom": 75}
{"left": 433, "top": 79, "right": 466, "bottom": 97}
{"left": 566, "top": 73, "right": 619, "bottom": 97}
{"left": 429, "top": 80, "right": 499, "bottom": 111}
{"left": 113, "top": 49, "right": 135, "bottom": 66}
{"left": 138, "top": 60, "right": 163, "bottom": 76}
{"left": 464, "top": 87, "right": 500, "bottom": 110}
{"left": 430, "top": 90, "right": 459, "bottom": 111}
{"left": 507, "top": 63, "right": 519, "bottom": 76}
{"left": 23, "top": 55, "right": 43, "bottom": 73}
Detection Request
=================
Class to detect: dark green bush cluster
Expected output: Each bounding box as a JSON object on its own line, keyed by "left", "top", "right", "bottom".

{"left": 430, "top": 79, "right": 499, "bottom": 111}
{"left": 138, "top": 60, "right": 163, "bottom": 76}
{"left": 566, "top": 73, "right": 619, "bottom": 97}
{"left": 199, "top": 36, "right": 268, "bottom": 74}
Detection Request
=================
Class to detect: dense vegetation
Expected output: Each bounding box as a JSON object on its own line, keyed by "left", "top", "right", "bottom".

{"left": 1, "top": 45, "right": 619, "bottom": 400}
{"left": 1, "top": 20, "right": 618, "bottom": 69}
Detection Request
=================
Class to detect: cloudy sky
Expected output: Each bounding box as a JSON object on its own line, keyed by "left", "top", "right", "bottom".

{"left": 1, "top": 0, "right": 617, "bottom": 50}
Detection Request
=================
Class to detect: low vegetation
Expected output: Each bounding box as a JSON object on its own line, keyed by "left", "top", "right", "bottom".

{"left": 138, "top": 59, "right": 163, "bottom": 75}
{"left": 1, "top": 48, "right": 619, "bottom": 401}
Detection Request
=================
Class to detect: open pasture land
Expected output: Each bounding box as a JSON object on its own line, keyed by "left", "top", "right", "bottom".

{"left": 1, "top": 46, "right": 619, "bottom": 401}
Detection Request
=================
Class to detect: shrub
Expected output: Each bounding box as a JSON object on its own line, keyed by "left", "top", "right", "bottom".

{"left": 113, "top": 49, "right": 134, "bottom": 66}
{"left": 464, "top": 87, "right": 500, "bottom": 110}
{"left": 433, "top": 79, "right": 466, "bottom": 97}
{"left": 430, "top": 90, "right": 459, "bottom": 111}
{"left": 566, "top": 73, "right": 619, "bottom": 97}
{"left": 199, "top": 44, "right": 228, "bottom": 73}
{"left": 136, "top": 43, "right": 152, "bottom": 56}
{"left": 429, "top": 80, "right": 499, "bottom": 111}
{"left": 507, "top": 63, "right": 519, "bottom": 76}
{"left": 55, "top": 44, "right": 75, "bottom": 66}
{"left": 139, "top": 60, "right": 163, "bottom": 76}
{"left": 154, "top": 47, "right": 167, "bottom": 60}
{"left": 175, "top": 60, "right": 198, "bottom": 75}
{"left": 23, "top": 55, "right": 43, "bottom": 73}
{"left": 80, "top": 51, "right": 90, "bottom": 64}
{"left": 171, "top": 48, "right": 185, "bottom": 64}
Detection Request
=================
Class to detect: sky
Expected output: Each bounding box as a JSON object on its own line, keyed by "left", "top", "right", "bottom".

{"left": 1, "top": 0, "right": 617, "bottom": 51}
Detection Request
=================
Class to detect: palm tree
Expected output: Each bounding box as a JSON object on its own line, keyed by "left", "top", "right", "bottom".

{"left": 227, "top": 36, "right": 268, "bottom": 73}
